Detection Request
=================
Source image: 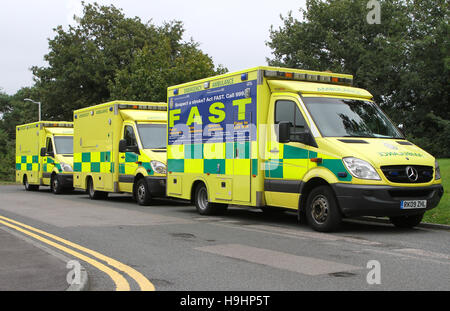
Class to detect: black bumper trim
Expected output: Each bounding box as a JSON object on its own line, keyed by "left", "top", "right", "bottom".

{"left": 57, "top": 174, "right": 73, "bottom": 188}
{"left": 144, "top": 176, "right": 166, "bottom": 197}
{"left": 332, "top": 183, "right": 444, "bottom": 217}
{"left": 118, "top": 175, "right": 134, "bottom": 183}
{"left": 264, "top": 179, "right": 303, "bottom": 193}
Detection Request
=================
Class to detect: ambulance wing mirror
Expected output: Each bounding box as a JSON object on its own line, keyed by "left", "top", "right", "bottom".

{"left": 40, "top": 147, "right": 47, "bottom": 157}
{"left": 119, "top": 139, "right": 140, "bottom": 154}
{"left": 119, "top": 139, "right": 127, "bottom": 153}
{"left": 278, "top": 122, "right": 291, "bottom": 143}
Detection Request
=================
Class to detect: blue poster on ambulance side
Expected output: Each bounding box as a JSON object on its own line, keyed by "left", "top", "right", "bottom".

{"left": 168, "top": 80, "right": 257, "bottom": 146}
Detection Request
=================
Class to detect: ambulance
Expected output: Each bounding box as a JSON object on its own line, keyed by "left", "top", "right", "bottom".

{"left": 16, "top": 121, "right": 74, "bottom": 194}
{"left": 166, "top": 66, "right": 444, "bottom": 232}
{"left": 73, "top": 101, "right": 167, "bottom": 205}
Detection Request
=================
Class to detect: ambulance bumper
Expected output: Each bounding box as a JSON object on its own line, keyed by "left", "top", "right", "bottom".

{"left": 332, "top": 184, "right": 444, "bottom": 217}
{"left": 144, "top": 176, "right": 166, "bottom": 197}
{"left": 57, "top": 173, "right": 73, "bottom": 188}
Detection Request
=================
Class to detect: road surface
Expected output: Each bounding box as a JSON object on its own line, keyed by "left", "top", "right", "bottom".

{"left": 0, "top": 185, "right": 448, "bottom": 291}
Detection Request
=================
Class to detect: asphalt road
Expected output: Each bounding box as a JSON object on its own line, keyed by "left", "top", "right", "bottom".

{"left": 0, "top": 185, "right": 448, "bottom": 291}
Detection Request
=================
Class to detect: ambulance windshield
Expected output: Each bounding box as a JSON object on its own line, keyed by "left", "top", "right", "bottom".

{"left": 303, "top": 97, "right": 403, "bottom": 139}
{"left": 54, "top": 136, "right": 73, "bottom": 155}
{"left": 137, "top": 124, "right": 167, "bottom": 150}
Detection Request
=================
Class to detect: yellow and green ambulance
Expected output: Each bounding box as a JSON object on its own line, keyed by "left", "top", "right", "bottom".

{"left": 166, "top": 66, "right": 444, "bottom": 231}
{"left": 73, "top": 101, "right": 167, "bottom": 205}
{"left": 16, "top": 122, "right": 74, "bottom": 194}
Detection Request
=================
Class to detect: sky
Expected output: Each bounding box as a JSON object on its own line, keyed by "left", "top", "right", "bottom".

{"left": 0, "top": 0, "right": 306, "bottom": 95}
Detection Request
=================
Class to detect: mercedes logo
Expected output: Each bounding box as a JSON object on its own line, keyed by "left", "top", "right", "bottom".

{"left": 406, "top": 166, "right": 419, "bottom": 182}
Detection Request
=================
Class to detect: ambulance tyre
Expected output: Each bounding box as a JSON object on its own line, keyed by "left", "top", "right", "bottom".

{"left": 51, "top": 174, "right": 63, "bottom": 194}
{"left": 305, "top": 185, "right": 342, "bottom": 232}
{"left": 194, "top": 184, "right": 228, "bottom": 216}
{"left": 87, "top": 177, "right": 108, "bottom": 200}
{"left": 390, "top": 214, "right": 423, "bottom": 228}
{"left": 23, "top": 175, "right": 39, "bottom": 191}
{"left": 135, "top": 178, "right": 152, "bottom": 206}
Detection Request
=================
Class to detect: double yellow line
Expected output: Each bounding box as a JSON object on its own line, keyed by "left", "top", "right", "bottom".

{"left": 0, "top": 215, "right": 155, "bottom": 291}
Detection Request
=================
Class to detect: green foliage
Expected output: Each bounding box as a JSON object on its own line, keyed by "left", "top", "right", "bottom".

{"left": 109, "top": 23, "right": 226, "bottom": 101}
{"left": 0, "top": 89, "right": 36, "bottom": 181}
{"left": 0, "top": 128, "right": 15, "bottom": 181}
{"left": 267, "top": 0, "right": 449, "bottom": 157}
{"left": 0, "top": 2, "right": 226, "bottom": 181}
{"left": 32, "top": 2, "right": 225, "bottom": 120}
{"left": 423, "top": 159, "right": 450, "bottom": 224}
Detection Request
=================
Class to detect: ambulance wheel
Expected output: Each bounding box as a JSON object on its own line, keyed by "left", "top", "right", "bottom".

{"left": 87, "top": 178, "right": 108, "bottom": 200}
{"left": 135, "top": 178, "right": 152, "bottom": 206}
{"left": 194, "top": 184, "right": 228, "bottom": 215}
{"left": 390, "top": 214, "right": 423, "bottom": 228}
{"left": 51, "top": 175, "right": 63, "bottom": 194}
{"left": 24, "top": 176, "right": 39, "bottom": 191}
{"left": 305, "top": 185, "right": 342, "bottom": 232}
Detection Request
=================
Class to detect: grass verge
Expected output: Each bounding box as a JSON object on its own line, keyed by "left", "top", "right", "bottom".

{"left": 423, "top": 159, "right": 449, "bottom": 225}
{"left": 0, "top": 180, "right": 18, "bottom": 185}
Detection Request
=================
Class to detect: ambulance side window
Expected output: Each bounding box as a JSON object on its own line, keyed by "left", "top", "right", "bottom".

{"left": 46, "top": 137, "right": 53, "bottom": 154}
{"left": 275, "top": 100, "right": 307, "bottom": 142}
{"left": 123, "top": 125, "right": 137, "bottom": 147}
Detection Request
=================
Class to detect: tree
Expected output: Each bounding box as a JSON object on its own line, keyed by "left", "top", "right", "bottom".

{"left": 32, "top": 2, "right": 225, "bottom": 120}
{"left": 109, "top": 23, "right": 227, "bottom": 101}
{"left": 267, "top": 0, "right": 449, "bottom": 157}
{"left": 0, "top": 88, "right": 39, "bottom": 181}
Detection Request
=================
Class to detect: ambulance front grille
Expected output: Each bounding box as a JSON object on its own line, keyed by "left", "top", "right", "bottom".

{"left": 380, "top": 165, "right": 434, "bottom": 183}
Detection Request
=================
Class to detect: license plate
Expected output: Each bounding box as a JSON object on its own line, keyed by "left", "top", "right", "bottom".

{"left": 401, "top": 200, "right": 427, "bottom": 209}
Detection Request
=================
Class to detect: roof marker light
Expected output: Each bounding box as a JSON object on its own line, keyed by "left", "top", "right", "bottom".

{"left": 264, "top": 70, "right": 278, "bottom": 77}
{"left": 204, "top": 82, "right": 210, "bottom": 89}
{"left": 174, "top": 89, "right": 179, "bottom": 95}
{"left": 264, "top": 69, "right": 353, "bottom": 86}
{"left": 241, "top": 73, "right": 248, "bottom": 81}
{"left": 307, "top": 74, "right": 319, "bottom": 81}
{"left": 294, "top": 73, "right": 306, "bottom": 80}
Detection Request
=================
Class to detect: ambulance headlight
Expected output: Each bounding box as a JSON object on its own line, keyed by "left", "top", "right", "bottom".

{"left": 60, "top": 162, "right": 73, "bottom": 172}
{"left": 342, "top": 157, "right": 381, "bottom": 180}
{"left": 435, "top": 160, "right": 441, "bottom": 180}
{"left": 151, "top": 161, "right": 166, "bottom": 174}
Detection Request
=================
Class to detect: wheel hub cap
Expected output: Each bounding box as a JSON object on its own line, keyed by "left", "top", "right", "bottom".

{"left": 137, "top": 184, "right": 146, "bottom": 201}
{"left": 311, "top": 195, "right": 329, "bottom": 224}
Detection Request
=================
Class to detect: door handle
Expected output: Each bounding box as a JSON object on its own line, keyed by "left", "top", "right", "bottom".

{"left": 270, "top": 149, "right": 279, "bottom": 153}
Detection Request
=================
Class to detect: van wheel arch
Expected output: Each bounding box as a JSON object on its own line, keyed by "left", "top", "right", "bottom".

{"left": 133, "top": 174, "right": 152, "bottom": 206}
{"left": 86, "top": 175, "right": 108, "bottom": 200}
{"left": 299, "top": 178, "right": 330, "bottom": 212}
{"left": 51, "top": 173, "right": 63, "bottom": 194}
{"left": 191, "top": 180, "right": 206, "bottom": 204}
{"left": 193, "top": 181, "right": 228, "bottom": 215}
{"left": 299, "top": 178, "right": 342, "bottom": 219}
{"left": 23, "top": 174, "right": 38, "bottom": 191}
{"left": 132, "top": 174, "right": 145, "bottom": 197}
